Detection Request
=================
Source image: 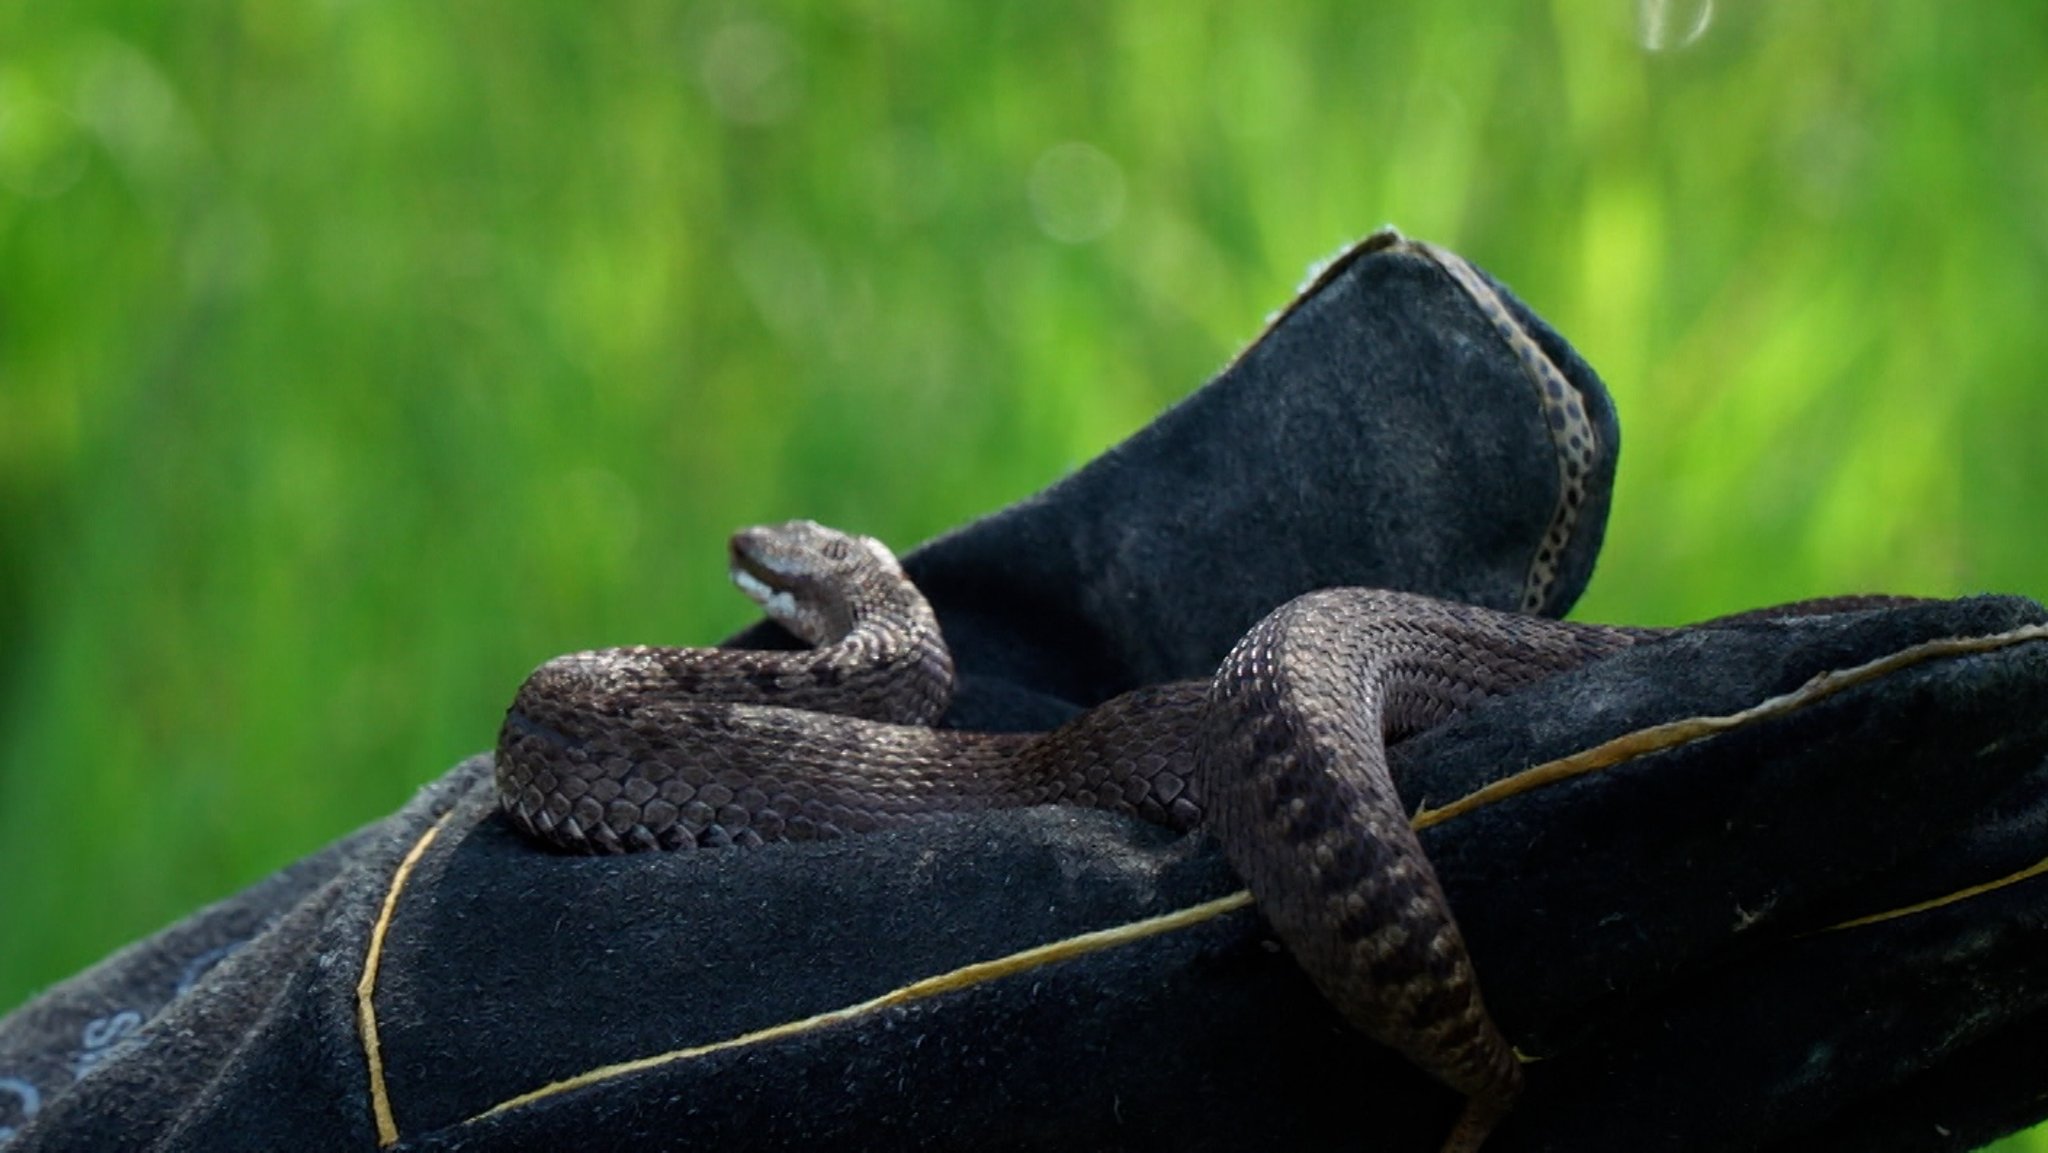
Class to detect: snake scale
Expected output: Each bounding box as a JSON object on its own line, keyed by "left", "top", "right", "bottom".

{"left": 496, "top": 520, "right": 1687, "bottom": 1152}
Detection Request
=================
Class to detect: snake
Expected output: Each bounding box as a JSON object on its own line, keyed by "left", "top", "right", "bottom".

{"left": 497, "top": 519, "right": 1699, "bottom": 1151}
{"left": 494, "top": 235, "right": 1622, "bottom": 1150}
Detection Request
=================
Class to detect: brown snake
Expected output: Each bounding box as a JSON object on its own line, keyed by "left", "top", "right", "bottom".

{"left": 496, "top": 520, "right": 1703, "bottom": 1152}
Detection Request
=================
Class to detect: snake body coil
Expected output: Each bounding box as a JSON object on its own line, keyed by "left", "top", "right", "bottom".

{"left": 494, "top": 519, "right": 1676, "bottom": 1151}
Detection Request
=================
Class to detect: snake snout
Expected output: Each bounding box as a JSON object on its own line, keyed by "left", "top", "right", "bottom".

{"left": 725, "top": 520, "right": 912, "bottom": 649}
{"left": 727, "top": 529, "right": 781, "bottom": 583}
{"left": 730, "top": 524, "right": 801, "bottom": 570}
{"left": 729, "top": 521, "right": 866, "bottom": 588}
{"left": 728, "top": 522, "right": 850, "bottom": 637}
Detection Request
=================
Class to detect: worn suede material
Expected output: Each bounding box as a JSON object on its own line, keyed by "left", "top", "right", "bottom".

{"left": 2, "top": 236, "right": 2043, "bottom": 1153}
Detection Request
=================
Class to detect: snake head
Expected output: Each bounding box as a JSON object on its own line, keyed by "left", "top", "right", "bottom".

{"left": 728, "top": 519, "right": 904, "bottom": 646}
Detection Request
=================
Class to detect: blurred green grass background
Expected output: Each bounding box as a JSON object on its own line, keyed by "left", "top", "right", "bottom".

{"left": 1, "top": 4, "right": 2045, "bottom": 1144}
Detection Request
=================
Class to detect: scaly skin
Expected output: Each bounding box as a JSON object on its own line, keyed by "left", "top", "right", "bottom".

{"left": 496, "top": 520, "right": 1681, "bottom": 1150}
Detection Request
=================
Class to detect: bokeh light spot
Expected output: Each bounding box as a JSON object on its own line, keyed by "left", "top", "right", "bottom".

{"left": 701, "top": 20, "right": 803, "bottom": 126}
{"left": 1638, "top": 0, "right": 1714, "bottom": 52}
{"left": 1027, "top": 141, "right": 1126, "bottom": 244}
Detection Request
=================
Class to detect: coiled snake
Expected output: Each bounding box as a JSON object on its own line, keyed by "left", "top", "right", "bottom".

{"left": 497, "top": 520, "right": 1711, "bottom": 1151}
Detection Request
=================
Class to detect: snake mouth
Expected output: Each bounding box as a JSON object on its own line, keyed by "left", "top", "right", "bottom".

{"left": 729, "top": 556, "right": 783, "bottom": 608}
{"left": 728, "top": 533, "right": 781, "bottom": 593}
{"left": 728, "top": 537, "right": 803, "bottom": 623}
{"left": 729, "top": 550, "right": 768, "bottom": 587}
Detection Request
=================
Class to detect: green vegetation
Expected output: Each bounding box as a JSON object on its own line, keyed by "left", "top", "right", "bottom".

{"left": 2, "top": 5, "right": 2043, "bottom": 1145}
